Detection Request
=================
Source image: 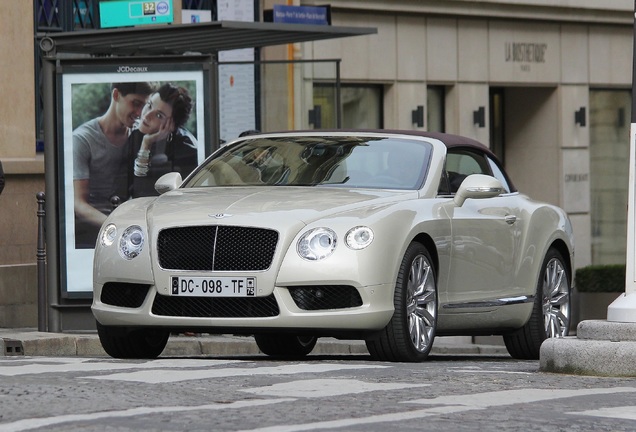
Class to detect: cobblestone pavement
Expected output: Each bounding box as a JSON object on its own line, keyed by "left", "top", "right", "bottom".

{"left": 1, "top": 352, "right": 636, "bottom": 431}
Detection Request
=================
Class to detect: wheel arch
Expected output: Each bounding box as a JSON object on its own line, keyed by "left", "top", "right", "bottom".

{"left": 503, "top": 238, "right": 573, "bottom": 359}
{"left": 548, "top": 238, "right": 573, "bottom": 284}
{"left": 521, "top": 205, "right": 574, "bottom": 294}
{"left": 412, "top": 232, "right": 439, "bottom": 277}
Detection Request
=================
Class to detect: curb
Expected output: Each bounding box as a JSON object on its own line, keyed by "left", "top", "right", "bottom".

{"left": 1, "top": 330, "right": 510, "bottom": 358}
{"left": 540, "top": 320, "right": 636, "bottom": 377}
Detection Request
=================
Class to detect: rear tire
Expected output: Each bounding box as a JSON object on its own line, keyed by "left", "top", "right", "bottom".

{"left": 365, "top": 242, "right": 437, "bottom": 362}
{"left": 504, "top": 247, "right": 571, "bottom": 360}
{"left": 96, "top": 321, "right": 169, "bottom": 359}
{"left": 254, "top": 334, "right": 317, "bottom": 359}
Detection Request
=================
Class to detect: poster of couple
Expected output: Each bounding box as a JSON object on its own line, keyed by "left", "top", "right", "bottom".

{"left": 58, "top": 61, "right": 208, "bottom": 296}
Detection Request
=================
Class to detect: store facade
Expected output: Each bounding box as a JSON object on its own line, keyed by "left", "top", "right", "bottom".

{"left": 283, "top": 0, "right": 633, "bottom": 274}
{"left": 0, "top": 0, "right": 632, "bottom": 329}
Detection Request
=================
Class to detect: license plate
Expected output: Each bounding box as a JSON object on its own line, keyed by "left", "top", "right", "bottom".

{"left": 170, "top": 276, "right": 256, "bottom": 297}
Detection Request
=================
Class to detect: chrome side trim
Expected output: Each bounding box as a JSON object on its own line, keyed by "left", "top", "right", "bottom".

{"left": 443, "top": 295, "right": 535, "bottom": 309}
{"left": 466, "top": 186, "right": 504, "bottom": 193}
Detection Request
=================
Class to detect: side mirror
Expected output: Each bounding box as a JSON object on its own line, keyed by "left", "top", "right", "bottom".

{"left": 155, "top": 172, "right": 183, "bottom": 195}
{"left": 453, "top": 174, "right": 505, "bottom": 207}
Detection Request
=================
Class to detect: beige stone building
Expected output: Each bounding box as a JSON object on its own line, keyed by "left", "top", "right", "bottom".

{"left": 0, "top": 0, "right": 632, "bottom": 328}
{"left": 0, "top": 2, "right": 40, "bottom": 327}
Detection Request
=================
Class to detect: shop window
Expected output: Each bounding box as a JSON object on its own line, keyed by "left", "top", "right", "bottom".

{"left": 490, "top": 87, "right": 505, "bottom": 162}
{"left": 313, "top": 84, "right": 383, "bottom": 129}
{"left": 182, "top": 0, "right": 215, "bottom": 10}
{"left": 427, "top": 86, "right": 445, "bottom": 132}
{"left": 589, "top": 89, "right": 631, "bottom": 265}
{"left": 35, "top": 0, "right": 98, "bottom": 31}
{"left": 341, "top": 85, "right": 383, "bottom": 129}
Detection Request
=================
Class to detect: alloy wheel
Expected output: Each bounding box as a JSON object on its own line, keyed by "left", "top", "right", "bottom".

{"left": 542, "top": 257, "right": 570, "bottom": 338}
{"left": 407, "top": 254, "right": 437, "bottom": 352}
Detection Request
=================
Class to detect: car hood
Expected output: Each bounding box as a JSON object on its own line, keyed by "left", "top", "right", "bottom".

{"left": 146, "top": 186, "right": 415, "bottom": 228}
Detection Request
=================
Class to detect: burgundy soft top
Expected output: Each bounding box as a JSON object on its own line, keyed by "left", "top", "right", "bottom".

{"left": 368, "top": 129, "right": 487, "bottom": 148}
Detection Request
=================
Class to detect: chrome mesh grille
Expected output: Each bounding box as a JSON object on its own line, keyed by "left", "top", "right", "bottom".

{"left": 151, "top": 294, "right": 279, "bottom": 318}
{"left": 157, "top": 226, "right": 278, "bottom": 271}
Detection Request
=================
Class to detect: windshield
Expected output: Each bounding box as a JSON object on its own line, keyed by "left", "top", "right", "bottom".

{"left": 184, "top": 135, "right": 433, "bottom": 190}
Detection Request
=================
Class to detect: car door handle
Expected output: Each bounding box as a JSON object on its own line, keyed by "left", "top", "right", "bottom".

{"left": 505, "top": 215, "right": 517, "bottom": 225}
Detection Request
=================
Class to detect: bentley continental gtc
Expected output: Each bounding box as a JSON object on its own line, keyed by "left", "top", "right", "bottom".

{"left": 92, "top": 130, "right": 573, "bottom": 362}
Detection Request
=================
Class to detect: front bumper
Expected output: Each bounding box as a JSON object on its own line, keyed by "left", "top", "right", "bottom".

{"left": 92, "top": 282, "right": 395, "bottom": 334}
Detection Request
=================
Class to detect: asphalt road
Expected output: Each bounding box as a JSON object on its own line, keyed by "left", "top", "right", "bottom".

{"left": 1, "top": 353, "right": 636, "bottom": 432}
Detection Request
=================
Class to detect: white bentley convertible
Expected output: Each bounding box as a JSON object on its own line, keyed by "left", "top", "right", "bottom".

{"left": 92, "top": 130, "right": 573, "bottom": 362}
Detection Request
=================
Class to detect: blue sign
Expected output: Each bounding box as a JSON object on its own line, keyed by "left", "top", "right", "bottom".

{"left": 272, "top": 5, "right": 329, "bottom": 26}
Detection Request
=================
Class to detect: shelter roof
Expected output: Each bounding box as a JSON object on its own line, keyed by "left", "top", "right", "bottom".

{"left": 37, "top": 20, "right": 376, "bottom": 56}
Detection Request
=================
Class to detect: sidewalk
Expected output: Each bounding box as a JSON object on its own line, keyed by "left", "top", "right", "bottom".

{"left": 0, "top": 329, "right": 510, "bottom": 358}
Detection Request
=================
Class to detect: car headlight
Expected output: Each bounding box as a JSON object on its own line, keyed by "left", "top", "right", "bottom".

{"left": 297, "top": 227, "right": 337, "bottom": 261}
{"left": 100, "top": 224, "right": 117, "bottom": 247}
{"left": 119, "top": 225, "right": 145, "bottom": 260}
{"left": 345, "top": 226, "right": 374, "bottom": 250}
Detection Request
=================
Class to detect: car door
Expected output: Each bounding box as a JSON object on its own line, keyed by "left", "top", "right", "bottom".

{"left": 443, "top": 149, "right": 523, "bottom": 309}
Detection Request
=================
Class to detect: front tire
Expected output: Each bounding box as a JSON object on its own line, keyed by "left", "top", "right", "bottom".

{"left": 366, "top": 242, "right": 438, "bottom": 362}
{"left": 254, "top": 334, "right": 317, "bottom": 359}
{"left": 96, "top": 321, "right": 169, "bottom": 359}
{"left": 504, "top": 247, "right": 571, "bottom": 359}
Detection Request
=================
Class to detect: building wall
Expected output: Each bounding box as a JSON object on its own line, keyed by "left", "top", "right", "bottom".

{"left": 0, "top": 1, "right": 42, "bottom": 327}
{"left": 0, "top": 0, "right": 632, "bottom": 328}
{"left": 299, "top": 1, "right": 632, "bottom": 274}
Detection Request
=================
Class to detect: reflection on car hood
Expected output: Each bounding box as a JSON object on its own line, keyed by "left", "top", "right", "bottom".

{"left": 146, "top": 186, "right": 415, "bottom": 227}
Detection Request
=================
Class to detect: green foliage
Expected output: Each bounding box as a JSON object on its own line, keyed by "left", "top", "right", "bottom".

{"left": 72, "top": 83, "right": 111, "bottom": 129}
{"left": 575, "top": 264, "right": 625, "bottom": 293}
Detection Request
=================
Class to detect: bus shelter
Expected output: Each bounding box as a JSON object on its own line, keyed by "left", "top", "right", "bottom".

{"left": 37, "top": 20, "right": 376, "bottom": 331}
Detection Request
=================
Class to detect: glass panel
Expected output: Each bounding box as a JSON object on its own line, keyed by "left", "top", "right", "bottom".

{"left": 489, "top": 87, "right": 505, "bottom": 161}
{"left": 487, "top": 157, "right": 511, "bottom": 193}
{"left": 186, "top": 136, "right": 431, "bottom": 190}
{"left": 74, "top": 0, "right": 97, "bottom": 30}
{"left": 313, "top": 85, "right": 338, "bottom": 129}
{"left": 36, "top": 0, "right": 63, "bottom": 29}
{"left": 590, "top": 89, "right": 631, "bottom": 265}
{"left": 445, "top": 150, "right": 490, "bottom": 193}
{"left": 182, "top": 0, "right": 214, "bottom": 10}
{"left": 427, "top": 86, "right": 445, "bottom": 132}
{"left": 217, "top": 60, "right": 339, "bottom": 143}
{"left": 313, "top": 84, "right": 382, "bottom": 130}
{"left": 341, "top": 86, "right": 382, "bottom": 129}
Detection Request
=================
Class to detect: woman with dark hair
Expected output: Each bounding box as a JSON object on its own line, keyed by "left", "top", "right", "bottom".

{"left": 128, "top": 83, "right": 198, "bottom": 198}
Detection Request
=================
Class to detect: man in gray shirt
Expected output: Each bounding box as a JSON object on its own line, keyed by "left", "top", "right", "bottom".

{"left": 73, "top": 82, "right": 153, "bottom": 248}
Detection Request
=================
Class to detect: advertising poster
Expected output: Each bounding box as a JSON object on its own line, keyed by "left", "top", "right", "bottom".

{"left": 58, "top": 62, "right": 207, "bottom": 296}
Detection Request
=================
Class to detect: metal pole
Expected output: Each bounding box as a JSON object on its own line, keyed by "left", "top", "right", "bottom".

{"left": 336, "top": 60, "right": 341, "bottom": 129}
{"left": 210, "top": 54, "right": 221, "bottom": 152}
{"left": 42, "top": 57, "right": 61, "bottom": 332}
{"left": 36, "top": 192, "right": 47, "bottom": 332}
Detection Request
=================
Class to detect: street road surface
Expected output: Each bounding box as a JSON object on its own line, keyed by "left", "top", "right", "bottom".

{"left": 1, "top": 353, "right": 636, "bottom": 431}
